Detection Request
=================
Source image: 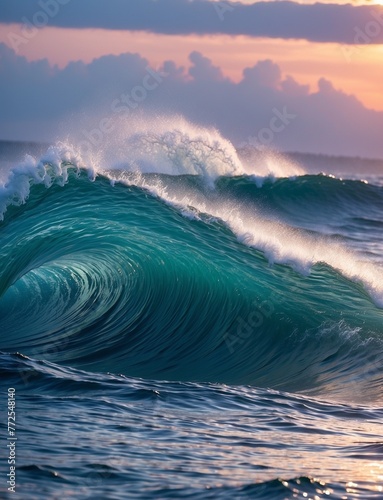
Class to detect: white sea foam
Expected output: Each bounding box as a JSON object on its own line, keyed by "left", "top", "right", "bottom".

{"left": 0, "top": 143, "right": 92, "bottom": 220}
{"left": 74, "top": 114, "right": 304, "bottom": 180}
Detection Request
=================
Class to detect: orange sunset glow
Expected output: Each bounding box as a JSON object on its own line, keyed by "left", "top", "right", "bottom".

{"left": 1, "top": 22, "right": 383, "bottom": 111}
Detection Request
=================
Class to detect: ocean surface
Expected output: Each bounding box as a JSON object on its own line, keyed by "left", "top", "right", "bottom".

{"left": 0, "top": 125, "right": 383, "bottom": 499}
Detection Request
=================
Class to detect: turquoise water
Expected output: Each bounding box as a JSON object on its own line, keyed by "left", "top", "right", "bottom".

{"left": 1, "top": 138, "right": 383, "bottom": 499}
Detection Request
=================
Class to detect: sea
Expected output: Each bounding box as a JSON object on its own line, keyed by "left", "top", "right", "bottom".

{"left": 0, "top": 122, "right": 383, "bottom": 499}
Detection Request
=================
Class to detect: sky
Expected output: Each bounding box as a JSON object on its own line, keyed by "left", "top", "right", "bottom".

{"left": 0, "top": 0, "right": 383, "bottom": 158}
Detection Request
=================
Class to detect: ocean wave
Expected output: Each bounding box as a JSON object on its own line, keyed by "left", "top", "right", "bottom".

{"left": 0, "top": 140, "right": 383, "bottom": 401}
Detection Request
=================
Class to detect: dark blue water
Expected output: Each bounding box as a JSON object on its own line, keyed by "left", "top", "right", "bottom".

{"left": 1, "top": 138, "right": 383, "bottom": 499}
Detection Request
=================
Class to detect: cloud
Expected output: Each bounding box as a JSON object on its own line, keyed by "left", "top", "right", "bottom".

{"left": 1, "top": 43, "right": 383, "bottom": 159}
{"left": 189, "top": 51, "right": 224, "bottom": 81}
{"left": 1, "top": 0, "right": 383, "bottom": 44}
